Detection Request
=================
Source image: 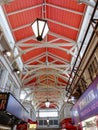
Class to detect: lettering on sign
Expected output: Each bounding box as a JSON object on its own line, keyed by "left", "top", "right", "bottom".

{"left": 79, "top": 90, "right": 95, "bottom": 110}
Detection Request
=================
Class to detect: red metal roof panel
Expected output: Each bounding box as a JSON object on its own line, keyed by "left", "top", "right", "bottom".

{"left": 47, "top": 0, "right": 85, "bottom": 12}
{"left": 4, "top": 0, "right": 43, "bottom": 13}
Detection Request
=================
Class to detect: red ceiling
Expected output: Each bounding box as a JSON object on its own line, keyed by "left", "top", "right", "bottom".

{"left": 3, "top": 0, "right": 86, "bottom": 109}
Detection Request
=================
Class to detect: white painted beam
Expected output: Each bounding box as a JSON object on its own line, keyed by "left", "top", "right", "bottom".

{"left": 7, "top": 4, "right": 42, "bottom": 16}
{"left": 24, "top": 64, "right": 69, "bottom": 69}
{"left": 22, "top": 70, "right": 68, "bottom": 84}
{"left": 49, "top": 31, "right": 77, "bottom": 43}
{"left": 46, "top": 18, "right": 79, "bottom": 31}
{"left": 17, "top": 43, "right": 74, "bottom": 47}
{"left": 46, "top": 3, "right": 84, "bottom": 15}
{"left": 12, "top": 18, "right": 79, "bottom": 32}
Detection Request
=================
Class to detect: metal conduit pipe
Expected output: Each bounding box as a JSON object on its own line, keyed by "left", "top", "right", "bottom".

{"left": 66, "top": 0, "right": 98, "bottom": 97}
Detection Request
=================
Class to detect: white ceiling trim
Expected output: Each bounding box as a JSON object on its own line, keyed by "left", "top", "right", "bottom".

{"left": 49, "top": 37, "right": 61, "bottom": 43}
{"left": 16, "top": 31, "right": 76, "bottom": 45}
{"left": 49, "top": 31, "right": 77, "bottom": 43}
{"left": 48, "top": 52, "right": 70, "bottom": 64}
{"left": 24, "top": 64, "right": 70, "bottom": 68}
{"left": 13, "top": 45, "right": 74, "bottom": 63}
{"left": 12, "top": 17, "right": 79, "bottom": 32}
{"left": 24, "top": 52, "right": 45, "bottom": 64}
{"left": 46, "top": 18, "right": 79, "bottom": 31}
{"left": 17, "top": 43, "right": 75, "bottom": 47}
{"left": 12, "top": 23, "right": 32, "bottom": 32}
{"left": 46, "top": 3, "right": 84, "bottom": 15}
{"left": 22, "top": 70, "right": 68, "bottom": 84}
{"left": 23, "top": 51, "right": 70, "bottom": 68}
{"left": 22, "top": 66, "right": 69, "bottom": 80}
{"left": 16, "top": 35, "right": 36, "bottom": 44}
{"left": 7, "top": 4, "right": 42, "bottom": 16}
{"left": 18, "top": 44, "right": 74, "bottom": 56}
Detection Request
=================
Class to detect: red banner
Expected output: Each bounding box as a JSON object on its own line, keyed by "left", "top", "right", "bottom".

{"left": 28, "top": 119, "right": 38, "bottom": 124}
{"left": 60, "top": 118, "right": 82, "bottom": 130}
{"left": 16, "top": 123, "right": 27, "bottom": 130}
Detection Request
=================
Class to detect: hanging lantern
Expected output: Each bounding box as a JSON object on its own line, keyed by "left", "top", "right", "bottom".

{"left": 31, "top": 18, "right": 49, "bottom": 41}
{"left": 45, "top": 99, "right": 50, "bottom": 107}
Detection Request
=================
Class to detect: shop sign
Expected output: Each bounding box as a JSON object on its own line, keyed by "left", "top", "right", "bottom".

{"left": 16, "top": 123, "right": 27, "bottom": 130}
{"left": 0, "top": 92, "right": 29, "bottom": 122}
{"left": 0, "top": 93, "right": 8, "bottom": 110}
{"left": 71, "top": 76, "right": 98, "bottom": 124}
{"left": 6, "top": 94, "right": 29, "bottom": 122}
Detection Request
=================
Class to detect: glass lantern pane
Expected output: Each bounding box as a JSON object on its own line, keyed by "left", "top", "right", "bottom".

{"left": 42, "top": 23, "right": 49, "bottom": 39}
{"left": 38, "top": 20, "right": 45, "bottom": 36}
{"left": 31, "top": 21, "right": 38, "bottom": 37}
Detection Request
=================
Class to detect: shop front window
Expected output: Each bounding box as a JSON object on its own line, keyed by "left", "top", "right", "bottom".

{"left": 0, "top": 66, "right": 3, "bottom": 80}
{"left": 82, "top": 116, "right": 97, "bottom": 130}
{"left": 6, "top": 77, "right": 19, "bottom": 98}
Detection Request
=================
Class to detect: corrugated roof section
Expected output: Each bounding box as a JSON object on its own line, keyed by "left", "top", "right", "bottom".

{"left": 3, "top": 0, "right": 86, "bottom": 110}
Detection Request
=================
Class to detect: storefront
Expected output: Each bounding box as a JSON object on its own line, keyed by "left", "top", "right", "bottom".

{"left": 82, "top": 116, "right": 98, "bottom": 130}
{"left": 0, "top": 125, "right": 11, "bottom": 130}
{"left": 0, "top": 92, "right": 29, "bottom": 129}
{"left": 60, "top": 118, "right": 81, "bottom": 130}
{"left": 28, "top": 119, "right": 37, "bottom": 130}
{"left": 71, "top": 76, "right": 98, "bottom": 130}
{"left": 16, "top": 119, "right": 37, "bottom": 130}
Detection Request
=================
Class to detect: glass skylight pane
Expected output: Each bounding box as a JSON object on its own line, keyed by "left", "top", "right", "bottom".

{"left": 39, "top": 111, "right": 58, "bottom": 117}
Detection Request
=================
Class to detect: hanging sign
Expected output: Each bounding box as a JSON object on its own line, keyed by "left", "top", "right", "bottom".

{"left": 71, "top": 76, "right": 98, "bottom": 125}
{"left": 0, "top": 93, "right": 9, "bottom": 110}
{"left": 6, "top": 94, "right": 29, "bottom": 122}
{"left": 0, "top": 92, "right": 29, "bottom": 122}
{"left": 16, "top": 123, "right": 28, "bottom": 130}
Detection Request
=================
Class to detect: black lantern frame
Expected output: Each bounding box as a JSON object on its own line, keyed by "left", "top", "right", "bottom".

{"left": 31, "top": 18, "right": 49, "bottom": 41}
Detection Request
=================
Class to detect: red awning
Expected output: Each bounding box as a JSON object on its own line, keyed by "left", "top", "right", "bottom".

{"left": 28, "top": 119, "right": 38, "bottom": 124}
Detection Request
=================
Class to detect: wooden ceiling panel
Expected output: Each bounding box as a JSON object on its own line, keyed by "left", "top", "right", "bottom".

{"left": 13, "top": 26, "right": 33, "bottom": 41}
{"left": 3, "top": 0, "right": 86, "bottom": 110}
{"left": 47, "top": 6, "right": 83, "bottom": 28}
{"left": 22, "top": 48, "right": 46, "bottom": 62}
{"left": 8, "top": 7, "right": 41, "bottom": 29}
{"left": 4, "top": 0, "right": 43, "bottom": 13}
{"left": 49, "top": 22, "right": 78, "bottom": 40}
{"left": 47, "top": 0, "right": 85, "bottom": 12}
{"left": 48, "top": 48, "right": 72, "bottom": 62}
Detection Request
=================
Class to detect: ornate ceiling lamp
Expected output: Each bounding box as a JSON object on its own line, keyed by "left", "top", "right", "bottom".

{"left": 31, "top": 18, "right": 49, "bottom": 41}
{"left": 31, "top": 0, "right": 49, "bottom": 41}
{"left": 45, "top": 99, "right": 50, "bottom": 107}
